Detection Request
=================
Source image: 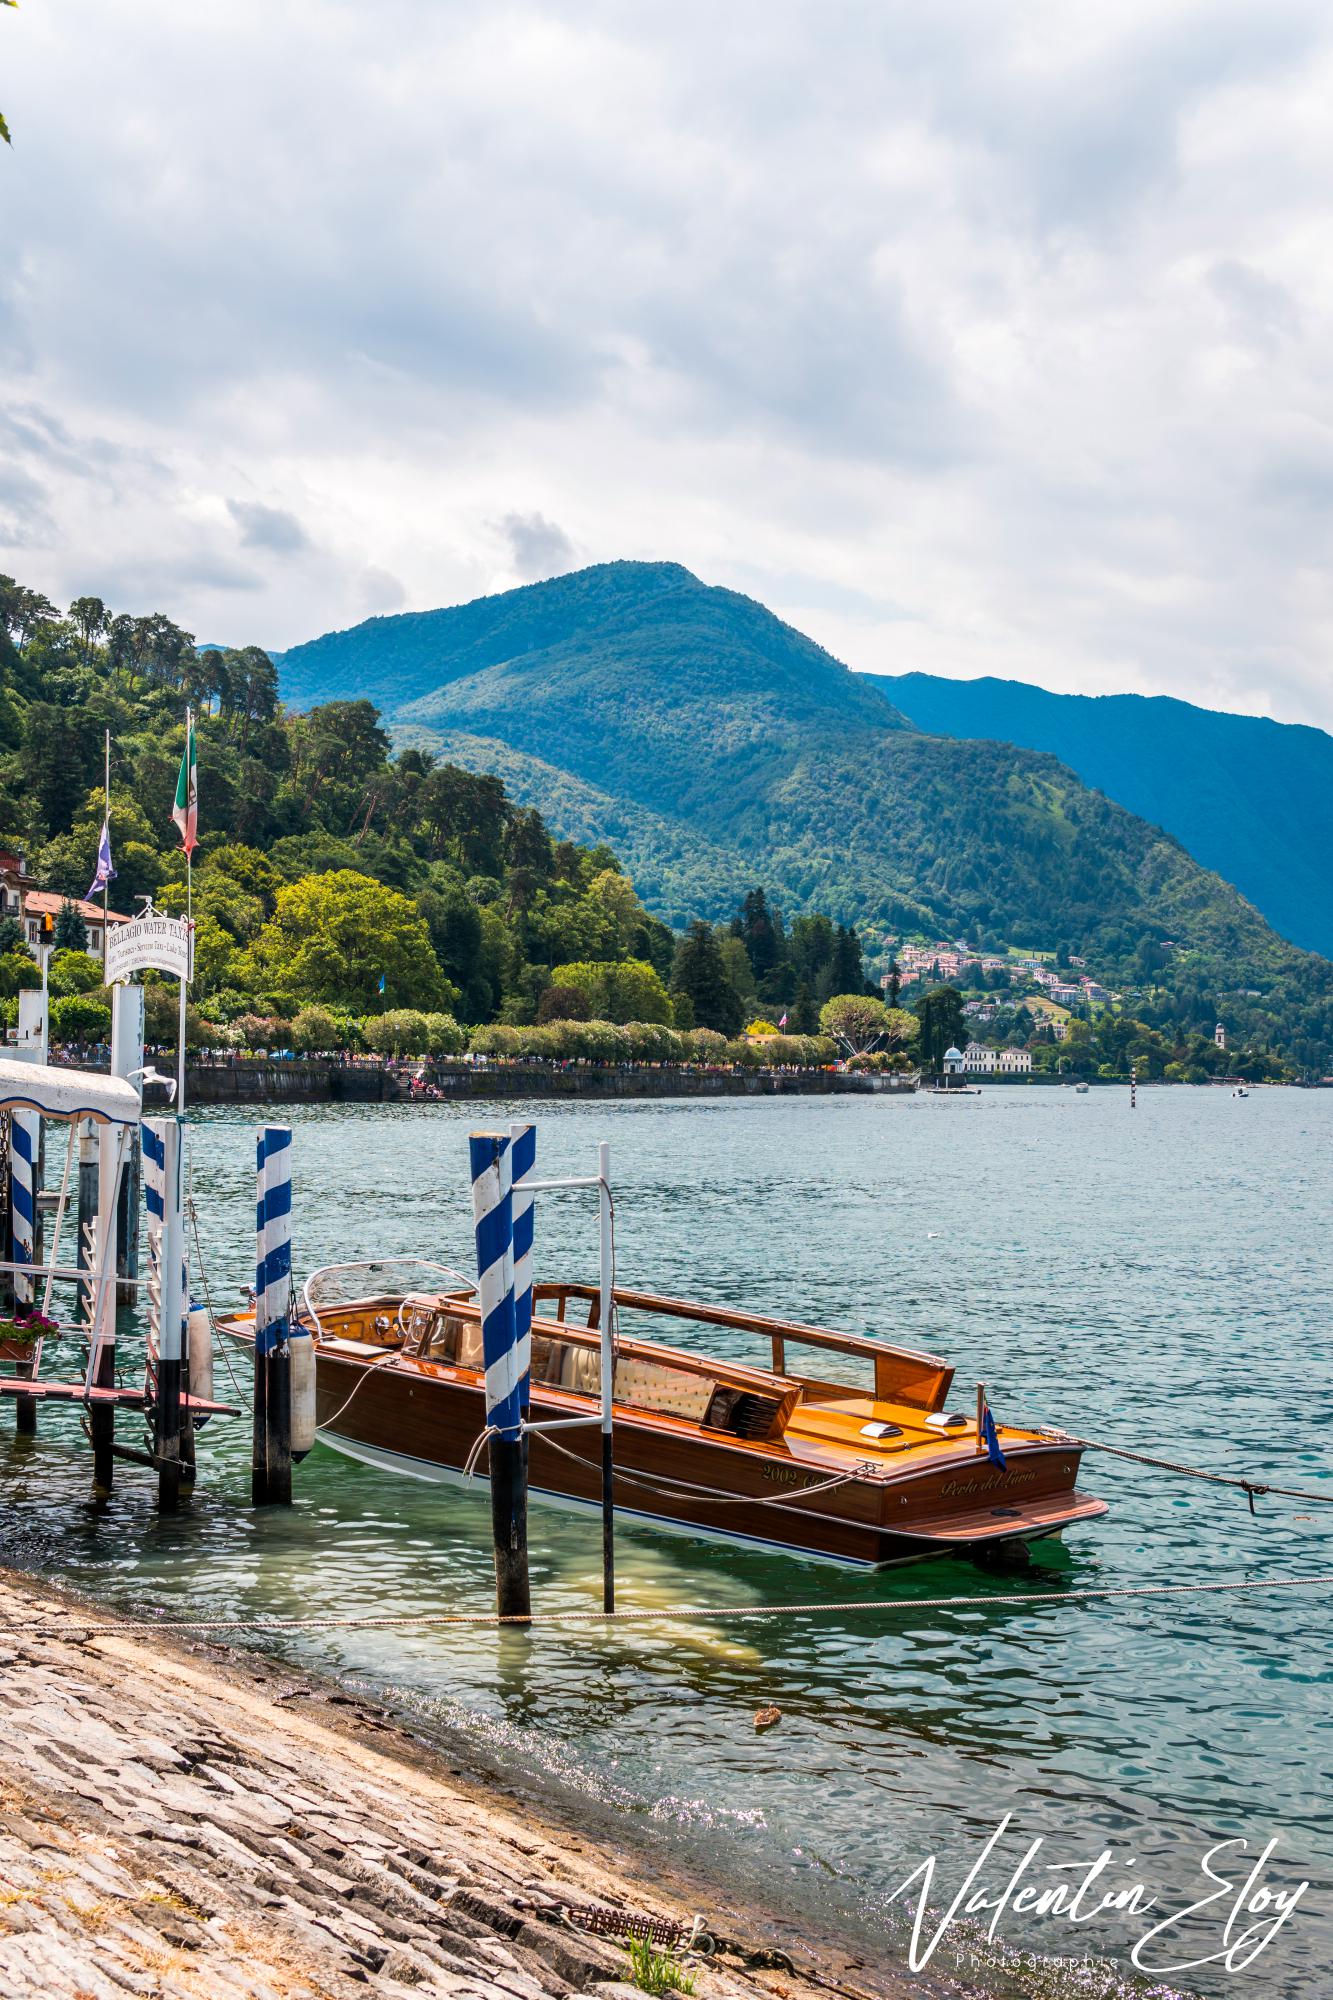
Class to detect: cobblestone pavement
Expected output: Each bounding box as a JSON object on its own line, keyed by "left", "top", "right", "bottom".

{"left": 0, "top": 1574, "right": 864, "bottom": 2000}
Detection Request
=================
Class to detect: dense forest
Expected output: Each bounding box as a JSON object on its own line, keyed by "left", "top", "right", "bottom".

{"left": 285, "top": 561, "right": 1333, "bottom": 1071}
{"left": 0, "top": 576, "right": 861, "bottom": 1061}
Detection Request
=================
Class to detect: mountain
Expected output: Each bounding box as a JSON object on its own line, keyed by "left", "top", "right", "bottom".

{"left": 276, "top": 562, "right": 1333, "bottom": 1068}
{"left": 882, "top": 673, "right": 1333, "bottom": 959}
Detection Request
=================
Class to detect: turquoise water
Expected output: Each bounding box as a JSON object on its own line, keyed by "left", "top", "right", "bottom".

{"left": 2, "top": 1088, "right": 1330, "bottom": 1999}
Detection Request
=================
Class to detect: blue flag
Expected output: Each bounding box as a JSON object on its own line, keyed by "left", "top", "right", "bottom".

{"left": 981, "top": 1405, "right": 1007, "bottom": 1470}
{"left": 85, "top": 819, "right": 116, "bottom": 901}
{"left": 377, "top": 973, "right": 386, "bottom": 995}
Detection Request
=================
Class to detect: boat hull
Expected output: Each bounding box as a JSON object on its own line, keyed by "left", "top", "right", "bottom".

{"left": 310, "top": 1349, "right": 1105, "bottom": 1568}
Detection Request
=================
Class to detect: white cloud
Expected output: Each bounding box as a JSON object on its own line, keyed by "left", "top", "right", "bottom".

{"left": 3, "top": 1, "right": 1333, "bottom": 723}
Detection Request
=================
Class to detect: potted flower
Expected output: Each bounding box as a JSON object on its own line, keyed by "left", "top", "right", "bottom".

{"left": 0, "top": 1308, "right": 58, "bottom": 1364}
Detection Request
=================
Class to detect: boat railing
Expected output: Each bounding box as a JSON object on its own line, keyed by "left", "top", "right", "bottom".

{"left": 532, "top": 1283, "right": 954, "bottom": 1412}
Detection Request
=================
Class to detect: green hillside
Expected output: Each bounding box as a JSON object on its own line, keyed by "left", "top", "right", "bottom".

{"left": 883, "top": 671, "right": 1333, "bottom": 958}
{"left": 279, "top": 564, "right": 1333, "bottom": 1070}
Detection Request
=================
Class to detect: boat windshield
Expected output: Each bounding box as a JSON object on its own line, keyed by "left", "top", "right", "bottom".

{"left": 302, "top": 1258, "right": 476, "bottom": 1333}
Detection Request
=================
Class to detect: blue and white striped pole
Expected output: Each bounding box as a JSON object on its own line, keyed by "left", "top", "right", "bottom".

{"left": 469, "top": 1129, "right": 531, "bottom": 1619}
{"left": 143, "top": 1115, "right": 187, "bottom": 1509}
{"left": 509, "top": 1121, "right": 536, "bottom": 1415}
{"left": 9, "top": 1113, "right": 36, "bottom": 1310}
{"left": 253, "top": 1125, "right": 294, "bottom": 1505}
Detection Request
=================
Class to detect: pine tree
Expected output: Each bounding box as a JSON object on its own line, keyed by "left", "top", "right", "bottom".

{"left": 670, "top": 920, "right": 744, "bottom": 1035}
{"left": 53, "top": 900, "right": 88, "bottom": 953}
{"left": 829, "top": 923, "right": 863, "bottom": 995}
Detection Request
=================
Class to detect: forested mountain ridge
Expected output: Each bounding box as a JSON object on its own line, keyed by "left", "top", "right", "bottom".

{"left": 276, "top": 562, "right": 1333, "bottom": 1069}
{"left": 884, "top": 671, "right": 1333, "bottom": 958}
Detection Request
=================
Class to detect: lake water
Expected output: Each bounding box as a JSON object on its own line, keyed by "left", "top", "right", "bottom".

{"left": 2, "top": 1088, "right": 1330, "bottom": 2000}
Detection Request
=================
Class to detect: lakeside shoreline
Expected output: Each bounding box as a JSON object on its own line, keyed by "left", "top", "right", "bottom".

{"left": 0, "top": 1564, "right": 977, "bottom": 2000}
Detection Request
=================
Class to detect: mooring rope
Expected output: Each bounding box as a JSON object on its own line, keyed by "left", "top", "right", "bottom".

{"left": 10, "top": 1571, "right": 1333, "bottom": 1640}
{"left": 536, "top": 1427, "right": 872, "bottom": 1511}
{"left": 1037, "top": 1428, "right": 1333, "bottom": 1512}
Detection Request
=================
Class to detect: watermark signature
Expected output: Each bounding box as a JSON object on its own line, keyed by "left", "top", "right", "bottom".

{"left": 886, "top": 1813, "right": 1310, "bottom": 1976}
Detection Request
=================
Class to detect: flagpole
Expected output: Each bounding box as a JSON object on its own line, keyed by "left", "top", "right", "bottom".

{"left": 177, "top": 706, "right": 191, "bottom": 1116}
{"left": 102, "top": 730, "right": 110, "bottom": 979}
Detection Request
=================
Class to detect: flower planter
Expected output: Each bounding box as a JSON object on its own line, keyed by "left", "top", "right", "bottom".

{"left": 0, "top": 1338, "right": 39, "bottom": 1364}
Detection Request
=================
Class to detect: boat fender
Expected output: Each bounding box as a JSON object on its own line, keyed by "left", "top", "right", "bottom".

{"left": 290, "top": 1329, "right": 317, "bottom": 1461}
{"left": 186, "top": 1302, "right": 213, "bottom": 1419}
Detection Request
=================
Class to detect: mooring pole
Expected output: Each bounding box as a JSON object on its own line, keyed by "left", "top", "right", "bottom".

{"left": 11, "top": 990, "right": 45, "bottom": 1439}
{"left": 143, "top": 1116, "right": 186, "bottom": 1511}
{"left": 88, "top": 1121, "right": 124, "bottom": 1504}
{"left": 598, "top": 1139, "right": 615, "bottom": 1615}
{"left": 470, "top": 1131, "right": 530, "bottom": 1621}
{"left": 1130, "top": 1061, "right": 1137, "bottom": 1111}
{"left": 111, "top": 985, "right": 143, "bottom": 1309}
{"left": 75, "top": 1119, "right": 98, "bottom": 1324}
{"left": 252, "top": 1125, "right": 293, "bottom": 1506}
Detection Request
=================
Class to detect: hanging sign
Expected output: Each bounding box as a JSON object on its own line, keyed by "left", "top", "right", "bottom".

{"left": 105, "top": 913, "right": 193, "bottom": 985}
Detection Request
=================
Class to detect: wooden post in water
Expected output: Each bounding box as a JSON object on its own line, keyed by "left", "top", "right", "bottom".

{"left": 598, "top": 1139, "right": 615, "bottom": 1615}
{"left": 469, "top": 1131, "right": 531, "bottom": 1621}
{"left": 143, "top": 1116, "right": 186, "bottom": 1511}
{"left": 252, "top": 1126, "right": 293, "bottom": 1506}
{"left": 1130, "top": 1062, "right": 1137, "bottom": 1111}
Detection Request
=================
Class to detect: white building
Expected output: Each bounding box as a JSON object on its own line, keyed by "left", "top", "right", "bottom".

{"left": 1214, "top": 1023, "right": 1227, "bottom": 1050}
{"left": 942, "top": 1044, "right": 966, "bottom": 1078}
{"left": 998, "top": 1048, "right": 1033, "bottom": 1074}
{"left": 962, "top": 1042, "right": 997, "bottom": 1072}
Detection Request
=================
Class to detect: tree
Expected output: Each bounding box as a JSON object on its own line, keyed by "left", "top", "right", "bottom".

{"left": 53, "top": 901, "right": 88, "bottom": 952}
{"left": 670, "top": 922, "right": 744, "bottom": 1035}
{"left": 820, "top": 994, "right": 894, "bottom": 1055}
{"left": 50, "top": 993, "right": 112, "bottom": 1045}
{"left": 69, "top": 597, "right": 109, "bottom": 665}
{"left": 290, "top": 1005, "right": 342, "bottom": 1052}
{"left": 362, "top": 1009, "right": 433, "bottom": 1055}
{"left": 47, "top": 949, "right": 103, "bottom": 998}
{"left": 737, "top": 888, "right": 780, "bottom": 982}
{"left": 914, "top": 985, "right": 967, "bottom": 1075}
{"left": 537, "top": 983, "right": 591, "bottom": 1023}
{"left": 243, "top": 870, "right": 450, "bottom": 1012}
{"left": 830, "top": 924, "right": 864, "bottom": 995}
{"left": 549, "top": 958, "right": 673, "bottom": 1025}
{"left": 0, "top": 916, "right": 21, "bottom": 956}
{"left": 0, "top": 0, "right": 16, "bottom": 149}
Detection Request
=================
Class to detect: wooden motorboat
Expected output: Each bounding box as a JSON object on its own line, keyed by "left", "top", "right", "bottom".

{"left": 222, "top": 1260, "right": 1105, "bottom": 1568}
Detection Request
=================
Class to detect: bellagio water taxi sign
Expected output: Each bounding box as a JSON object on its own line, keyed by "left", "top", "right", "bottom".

{"left": 105, "top": 909, "right": 194, "bottom": 985}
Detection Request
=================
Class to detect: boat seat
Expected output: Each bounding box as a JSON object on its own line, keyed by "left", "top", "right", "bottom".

{"left": 560, "top": 1343, "right": 602, "bottom": 1396}
{"left": 614, "top": 1358, "right": 715, "bottom": 1420}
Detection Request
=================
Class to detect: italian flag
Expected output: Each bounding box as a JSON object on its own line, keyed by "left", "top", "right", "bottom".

{"left": 173, "top": 712, "right": 198, "bottom": 857}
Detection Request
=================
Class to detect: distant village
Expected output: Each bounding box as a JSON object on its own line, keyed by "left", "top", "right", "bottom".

{"left": 869, "top": 933, "right": 1236, "bottom": 1079}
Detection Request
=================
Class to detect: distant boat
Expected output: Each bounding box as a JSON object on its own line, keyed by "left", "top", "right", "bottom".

{"left": 1074, "top": 1082, "right": 1089, "bottom": 1094}
{"left": 1233, "top": 1086, "right": 1249, "bottom": 1098}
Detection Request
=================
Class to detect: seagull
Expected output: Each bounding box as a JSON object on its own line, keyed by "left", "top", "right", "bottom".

{"left": 128, "top": 1065, "right": 177, "bottom": 1102}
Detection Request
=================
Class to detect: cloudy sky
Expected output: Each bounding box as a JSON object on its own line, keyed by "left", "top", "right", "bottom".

{"left": 5, "top": 1, "right": 1333, "bottom": 724}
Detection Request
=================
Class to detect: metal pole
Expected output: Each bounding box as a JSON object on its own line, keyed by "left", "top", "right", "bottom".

{"left": 598, "top": 1139, "right": 615, "bottom": 1614}
{"left": 975, "top": 1381, "right": 986, "bottom": 1455}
